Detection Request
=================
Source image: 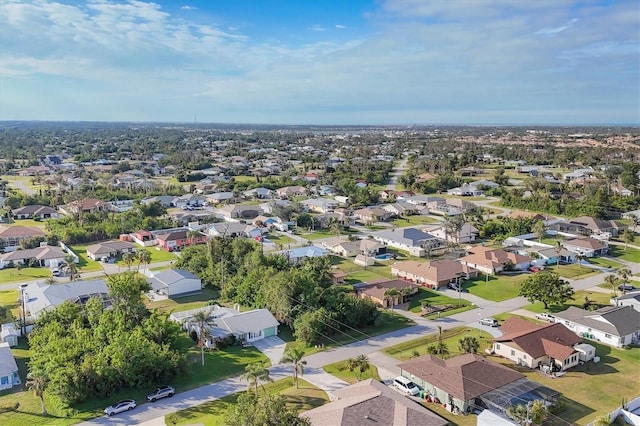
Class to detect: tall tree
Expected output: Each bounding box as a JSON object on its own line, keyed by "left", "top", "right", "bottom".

{"left": 617, "top": 268, "right": 632, "bottom": 292}
{"left": 604, "top": 274, "right": 619, "bottom": 295}
{"left": 519, "top": 271, "right": 574, "bottom": 309}
{"left": 136, "top": 249, "right": 152, "bottom": 274}
{"left": 192, "top": 309, "right": 215, "bottom": 366}
{"left": 122, "top": 252, "right": 136, "bottom": 271}
{"left": 62, "top": 254, "right": 78, "bottom": 282}
{"left": 622, "top": 229, "right": 635, "bottom": 250}
{"left": 280, "top": 347, "right": 307, "bottom": 389}
{"left": 554, "top": 241, "right": 563, "bottom": 268}
{"left": 532, "top": 220, "right": 547, "bottom": 243}
{"left": 26, "top": 369, "right": 47, "bottom": 415}
{"left": 225, "top": 393, "right": 311, "bottom": 426}
{"left": 242, "top": 362, "right": 272, "bottom": 396}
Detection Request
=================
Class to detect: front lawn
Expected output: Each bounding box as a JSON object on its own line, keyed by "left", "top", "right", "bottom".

{"left": 0, "top": 267, "right": 51, "bottom": 284}
{"left": 407, "top": 288, "right": 475, "bottom": 318}
{"left": 608, "top": 245, "right": 640, "bottom": 263}
{"left": 545, "top": 264, "right": 599, "bottom": 279}
{"left": 145, "top": 287, "right": 220, "bottom": 314}
{"left": 586, "top": 257, "right": 623, "bottom": 270}
{"left": 390, "top": 215, "right": 440, "bottom": 227}
{"left": 166, "top": 378, "right": 329, "bottom": 426}
{"left": 489, "top": 345, "right": 640, "bottom": 425}
{"left": 465, "top": 273, "right": 528, "bottom": 302}
{"left": 0, "top": 344, "right": 268, "bottom": 426}
{"left": 522, "top": 289, "right": 613, "bottom": 314}
{"left": 283, "top": 310, "right": 415, "bottom": 356}
{"left": 383, "top": 326, "right": 494, "bottom": 361}
{"left": 323, "top": 360, "right": 381, "bottom": 384}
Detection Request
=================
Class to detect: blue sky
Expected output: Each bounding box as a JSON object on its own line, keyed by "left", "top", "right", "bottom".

{"left": 0, "top": 0, "right": 638, "bottom": 124}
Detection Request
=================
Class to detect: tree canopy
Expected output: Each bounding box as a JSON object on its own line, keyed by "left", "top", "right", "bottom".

{"left": 519, "top": 271, "right": 574, "bottom": 309}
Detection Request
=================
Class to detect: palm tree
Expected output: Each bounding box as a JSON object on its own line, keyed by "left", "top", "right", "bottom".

{"left": 192, "top": 309, "right": 215, "bottom": 366}
{"left": 622, "top": 229, "right": 635, "bottom": 250}
{"left": 122, "top": 252, "right": 136, "bottom": 271}
{"left": 604, "top": 274, "right": 619, "bottom": 295}
{"left": 617, "top": 268, "right": 632, "bottom": 293}
{"left": 242, "top": 362, "right": 272, "bottom": 396}
{"left": 529, "top": 399, "right": 549, "bottom": 425}
{"left": 345, "top": 358, "right": 358, "bottom": 376}
{"left": 554, "top": 241, "right": 563, "bottom": 268}
{"left": 458, "top": 336, "right": 480, "bottom": 354}
{"left": 136, "top": 250, "right": 152, "bottom": 274}
{"left": 427, "top": 326, "right": 450, "bottom": 358}
{"left": 576, "top": 253, "right": 587, "bottom": 270}
{"left": 354, "top": 354, "right": 370, "bottom": 381}
{"left": 383, "top": 288, "right": 399, "bottom": 308}
{"left": 62, "top": 254, "right": 78, "bottom": 282}
{"left": 631, "top": 214, "right": 640, "bottom": 234}
{"left": 280, "top": 347, "right": 307, "bottom": 388}
{"left": 187, "top": 229, "right": 201, "bottom": 247}
{"left": 26, "top": 370, "right": 47, "bottom": 414}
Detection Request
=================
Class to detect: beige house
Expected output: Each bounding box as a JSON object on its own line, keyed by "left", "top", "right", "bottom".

{"left": 493, "top": 317, "right": 583, "bottom": 372}
{"left": 390, "top": 259, "right": 478, "bottom": 289}
{"left": 458, "top": 246, "right": 531, "bottom": 275}
{"left": 562, "top": 237, "right": 608, "bottom": 257}
{"left": 356, "top": 279, "right": 419, "bottom": 308}
{"left": 352, "top": 207, "right": 394, "bottom": 223}
{"left": 85, "top": 240, "right": 137, "bottom": 261}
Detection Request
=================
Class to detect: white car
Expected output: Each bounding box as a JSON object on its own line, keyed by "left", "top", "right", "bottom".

{"left": 104, "top": 399, "right": 136, "bottom": 416}
{"left": 535, "top": 312, "right": 555, "bottom": 322}
{"left": 393, "top": 376, "right": 420, "bottom": 396}
{"left": 147, "top": 385, "right": 175, "bottom": 402}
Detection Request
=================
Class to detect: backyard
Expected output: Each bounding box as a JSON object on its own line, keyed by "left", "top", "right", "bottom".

{"left": 465, "top": 273, "right": 528, "bottom": 302}
{"left": 166, "top": 378, "right": 329, "bottom": 426}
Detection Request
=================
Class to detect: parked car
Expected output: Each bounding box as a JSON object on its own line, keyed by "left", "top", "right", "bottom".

{"left": 618, "top": 284, "right": 637, "bottom": 292}
{"left": 393, "top": 376, "right": 420, "bottom": 396}
{"left": 535, "top": 312, "right": 555, "bottom": 322}
{"left": 147, "top": 385, "right": 175, "bottom": 402}
{"left": 51, "top": 268, "right": 61, "bottom": 276}
{"left": 447, "top": 282, "right": 467, "bottom": 292}
{"left": 479, "top": 317, "right": 499, "bottom": 327}
{"left": 104, "top": 400, "right": 136, "bottom": 416}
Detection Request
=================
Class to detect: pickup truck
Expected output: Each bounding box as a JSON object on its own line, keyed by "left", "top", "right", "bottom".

{"left": 535, "top": 312, "right": 555, "bottom": 322}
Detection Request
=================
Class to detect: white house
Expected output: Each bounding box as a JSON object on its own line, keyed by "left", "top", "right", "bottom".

{"left": 372, "top": 228, "right": 444, "bottom": 257}
{"left": 148, "top": 269, "right": 202, "bottom": 298}
{"left": 611, "top": 291, "right": 640, "bottom": 313}
{"left": 0, "top": 245, "right": 68, "bottom": 269}
{"left": 21, "top": 279, "right": 110, "bottom": 321}
{"left": 553, "top": 306, "right": 640, "bottom": 348}
{"left": 0, "top": 342, "right": 21, "bottom": 390}
{"left": 562, "top": 237, "right": 608, "bottom": 257}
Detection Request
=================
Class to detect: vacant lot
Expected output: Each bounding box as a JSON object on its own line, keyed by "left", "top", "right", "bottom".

{"left": 323, "top": 360, "right": 381, "bottom": 384}
{"left": 408, "top": 288, "right": 475, "bottom": 318}
{"left": 0, "top": 267, "right": 51, "bottom": 284}
{"left": 390, "top": 215, "right": 440, "bottom": 227}
{"left": 608, "top": 245, "right": 640, "bottom": 263}
{"left": 523, "top": 289, "right": 613, "bottom": 314}
{"left": 545, "top": 264, "right": 599, "bottom": 279}
{"left": 167, "top": 377, "right": 328, "bottom": 425}
{"left": 465, "top": 273, "right": 528, "bottom": 301}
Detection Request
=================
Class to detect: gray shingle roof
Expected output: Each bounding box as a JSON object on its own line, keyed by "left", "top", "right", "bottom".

{"left": 554, "top": 306, "right": 640, "bottom": 337}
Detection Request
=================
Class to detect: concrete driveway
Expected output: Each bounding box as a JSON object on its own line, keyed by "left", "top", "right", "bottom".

{"left": 251, "top": 336, "right": 287, "bottom": 366}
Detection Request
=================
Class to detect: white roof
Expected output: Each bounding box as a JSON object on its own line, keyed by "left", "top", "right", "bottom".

{"left": 0, "top": 342, "right": 18, "bottom": 377}
{"left": 23, "top": 279, "right": 108, "bottom": 317}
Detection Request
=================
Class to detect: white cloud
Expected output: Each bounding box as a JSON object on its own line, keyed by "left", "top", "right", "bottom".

{"left": 181, "top": 5, "right": 197, "bottom": 10}
{"left": 536, "top": 17, "right": 579, "bottom": 35}
{"left": 335, "top": 24, "right": 346, "bottom": 29}
{"left": 307, "top": 24, "right": 327, "bottom": 31}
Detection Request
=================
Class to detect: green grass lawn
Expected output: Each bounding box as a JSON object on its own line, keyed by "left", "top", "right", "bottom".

{"left": 545, "top": 264, "right": 599, "bottom": 279}
{"left": 166, "top": 377, "right": 329, "bottom": 426}
{"left": 145, "top": 287, "right": 220, "bottom": 314}
{"left": 114, "top": 247, "right": 177, "bottom": 265}
{"left": 0, "top": 343, "right": 268, "bottom": 426}
{"left": 232, "top": 175, "right": 260, "bottom": 184}
{"left": 68, "top": 243, "right": 104, "bottom": 272}
{"left": 608, "top": 245, "right": 640, "bottom": 263}
{"left": 328, "top": 255, "right": 395, "bottom": 284}
{"left": 0, "top": 267, "right": 51, "bottom": 284}
{"left": 383, "top": 326, "right": 494, "bottom": 361}
{"left": 489, "top": 345, "right": 640, "bottom": 425}
{"left": 283, "top": 310, "right": 415, "bottom": 356}
{"left": 7, "top": 219, "right": 48, "bottom": 229}
{"left": 300, "top": 228, "right": 357, "bottom": 240}
{"left": 323, "top": 360, "right": 381, "bottom": 384}
{"left": 0, "top": 290, "right": 18, "bottom": 322}
{"left": 266, "top": 234, "right": 297, "bottom": 245}
{"left": 586, "top": 257, "right": 624, "bottom": 270}
{"left": 465, "top": 273, "right": 528, "bottom": 302}
{"left": 522, "top": 289, "right": 613, "bottom": 314}
{"left": 407, "top": 288, "right": 475, "bottom": 318}
{"left": 390, "top": 215, "right": 440, "bottom": 227}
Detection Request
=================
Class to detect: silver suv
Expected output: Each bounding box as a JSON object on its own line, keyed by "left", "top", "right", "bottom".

{"left": 147, "top": 385, "right": 175, "bottom": 402}
{"left": 479, "top": 317, "right": 499, "bottom": 327}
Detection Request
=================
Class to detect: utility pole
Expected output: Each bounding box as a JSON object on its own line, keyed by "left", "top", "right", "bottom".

{"left": 19, "top": 283, "right": 28, "bottom": 337}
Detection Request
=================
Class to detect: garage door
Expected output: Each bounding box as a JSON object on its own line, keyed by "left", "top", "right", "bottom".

{"left": 263, "top": 326, "right": 276, "bottom": 337}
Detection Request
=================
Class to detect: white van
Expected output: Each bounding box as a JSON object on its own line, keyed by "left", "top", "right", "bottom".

{"left": 393, "top": 376, "right": 420, "bottom": 396}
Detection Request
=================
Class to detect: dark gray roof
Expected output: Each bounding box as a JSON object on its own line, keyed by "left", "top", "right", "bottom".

{"left": 374, "top": 228, "right": 438, "bottom": 246}
{"left": 554, "top": 306, "right": 640, "bottom": 336}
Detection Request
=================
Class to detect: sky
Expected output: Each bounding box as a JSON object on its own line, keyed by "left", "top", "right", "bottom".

{"left": 0, "top": 0, "right": 638, "bottom": 125}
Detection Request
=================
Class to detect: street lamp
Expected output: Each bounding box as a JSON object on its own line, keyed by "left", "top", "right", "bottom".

{"left": 19, "top": 283, "right": 28, "bottom": 337}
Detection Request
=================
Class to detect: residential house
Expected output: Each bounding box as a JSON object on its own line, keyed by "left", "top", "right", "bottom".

{"left": 156, "top": 229, "right": 206, "bottom": 252}
{"left": 398, "top": 354, "right": 559, "bottom": 416}
{"left": 551, "top": 216, "right": 624, "bottom": 238}
{"left": 352, "top": 207, "right": 394, "bottom": 223}
{"left": 206, "top": 192, "right": 235, "bottom": 204}
{"left": 553, "top": 305, "right": 640, "bottom": 348}
{"left": 425, "top": 223, "right": 480, "bottom": 244}
{"left": 391, "top": 259, "right": 478, "bottom": 289}
{"left": 243, "top": 187, "right": 273, "bottom": 199}
{"left": 0, "top": 245, "right": 68, "bottom": 269}
{"left": 217, "top": 204, "right": 263, "bottom": 220}
{"left": 131, "top": 230, "right": 155, "bottom": 246}
{"left": 360, "top": 239, "right": 384, "bottom": 256}
{"left": 492, "top": 317, "right": 583, "bottom": 372}
{"left": 259, "top": 199, "right": 294, "bottom": 215}
{"left": 207, "top": 221, "right": 257, "bottom": 238}
{"left": 276, "top": 185, "right": 308, "bottom": 199}
{"left": 458, "top": 246, "right": 531, "bottom": 275}
{"left": 0, "top": 226, "right": 46, "bottom": 251}
{"left": 611, "top": 291, "right": 640, "bottom": 313}
{"left": 1, "top": 324, "right": 19, "bottom": 347}
{"left": 529, "top": 247, "right": 576, "bottom": 266}
{"left": 59, "top": 198, "right": 111, "bottom": 215}
{"left": 404, "top": 195, "right": 445, "bottom": 207}
{"left": 171, "top": 305, "right": 279, "bottom": 343}
{"left": 173, "top": 194, "right": 207, "bottom": 208}
{"left": 21, "top": 279, "right": 110, "bottom": 321}
{"left": 563, "top": 168, "right": 596, "bottom": 183}
{"left": 282, "top": 245, "right": 328, "bottom": 264}
{"left": 323, "top": 239, "right": 360, "bottom": 257}
{"left": 380, "top": 202, "right": 421, "bottom": 217}
{"left": 469, "top": 179, "right": 500, "bottom": 189}
{"left": 356, "top": 279, "right": 419, "bottom": 308}
{"left": 301, "top": 378, "right": 448, "bottom": 426}
{"left": 447, "top": 183, "right": 484, "bottom": 197}
{"left": 148, "top": 269, "right": 202, "bottom": 298}
{"left": 18, "top": 165, "right": 51, "bottom": 176}
{"left": 12, "top": 205, "right": 58, "bottom": 220}
{"left": 0, "top": 342, "right": 20, "bottom": 391}
{"left": 373, "top": 228, "right": 445, "bottom": 257}
{"left": 378, "top": 190, "right": 415, "bottom": 201}
{"left": 477, "top": 409, "right": 519, "bottom": 426}
{"left": 301, "top": 198, "right": 338, "bottom": 214}
{"left": 142, "top": 195, "right": 176, "bottom": 207}
{"left": 85, "top": 240, "right": 137, "bottom": 261}
{"left": 562, "top": 237, "right": 608, "bottom": 257}
{"left": 428, "top": 198, "right": 476, "bottom": 216}
{"left": 610, "top": 184, "right": 633, "bottom": 197}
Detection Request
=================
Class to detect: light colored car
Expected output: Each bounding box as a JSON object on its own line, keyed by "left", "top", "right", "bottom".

{"left": 147, "top": 385, "right": 175, "bottom": 402}
{"left": 104, "top": 399, "right": 136, "bottom": 416}
{"left": 479, "top": 317, "right": 499, "bottom": 327}
{"left": 535, "top": 312, "right": 555, "bottom": 322}
{"left": 393, "top": 376, "right": 420, "bottom": 396}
